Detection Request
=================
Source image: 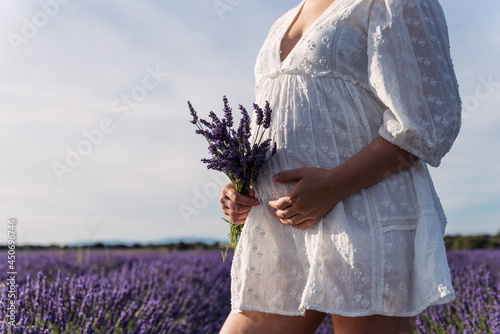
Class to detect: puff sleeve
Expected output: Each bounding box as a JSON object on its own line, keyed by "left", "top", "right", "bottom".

{"left": 367, "top": 0, "right": 461, "bottom": 167}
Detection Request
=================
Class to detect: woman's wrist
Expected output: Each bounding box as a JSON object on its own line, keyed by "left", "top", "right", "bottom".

{"left": 324, "top": 137, "right": 417, "bottom": 200}
{"left": 324, "top": 160, "right": 362, "bottom": 202}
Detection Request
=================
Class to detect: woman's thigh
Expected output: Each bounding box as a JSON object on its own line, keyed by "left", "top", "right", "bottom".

{"left": 219, "top": 309, "right": 328, "bottom": 334}
{"left": 331, "top": 314, "right": 417, "bottom": 334}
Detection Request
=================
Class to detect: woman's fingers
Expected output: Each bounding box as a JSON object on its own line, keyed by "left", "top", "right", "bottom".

{"left": 269, "top": 195, "right": 320, "bottom": 228}
{"left": 224, "top": 200, "right": 252, "bottom": 216}
{"left": 223, "top": 183, "right": 259, "bottom": 206}
{"left": 292, "top": 219, "right": 317, "bottom": 229}
{"left": 248, "top": 186, "right": 256, "bottom": 199}
{"left": 277, "top": 215, "right": 317, "bottom": 229}
{"left": 276, "top": 216, "right": 300, "bottom": 226}
{"left": 220, "top": 183, "right": 259, "bottom": 224}
{"left": 222, "top": 207, "right": 248, "bottom": 224}
{"left": 221, "top": 201, "right": 248, "bottom": 224}
{"left": 268, "top": 196, "right": 293, "bottom": 211}
{"left": 269, "top": 196, "right": 300, "bottom": 221}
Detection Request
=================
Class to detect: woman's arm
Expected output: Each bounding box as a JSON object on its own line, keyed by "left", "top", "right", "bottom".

{"left": 268, "top": 136, "right": 417, "bottom": 229}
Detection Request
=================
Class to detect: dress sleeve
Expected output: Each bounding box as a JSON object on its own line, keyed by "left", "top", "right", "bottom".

{"left": 367, "top": 0, "right": 461, "bottom": 167}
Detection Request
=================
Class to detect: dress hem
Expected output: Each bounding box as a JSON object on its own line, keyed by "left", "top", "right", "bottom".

{"left": 231, "top": 290, "right": 456, "bottom": 318}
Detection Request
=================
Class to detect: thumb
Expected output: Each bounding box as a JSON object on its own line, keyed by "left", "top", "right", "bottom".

{"left": 273, "top": 168, "right": 304, "bottom": 183}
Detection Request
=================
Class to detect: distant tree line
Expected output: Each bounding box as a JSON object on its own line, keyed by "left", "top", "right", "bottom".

{"left": 444, "top": 232, "right": 500, "bottom": 250}
{"left": 0, "top": 241, "right": 223, "bottom": 251}
{"left": 3, "top": 232, "right": 500, "bottom": 251}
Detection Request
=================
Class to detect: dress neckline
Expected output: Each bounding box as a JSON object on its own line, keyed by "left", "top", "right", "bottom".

{"left": 279, "top": 0, "right": 339, "bottom": 65}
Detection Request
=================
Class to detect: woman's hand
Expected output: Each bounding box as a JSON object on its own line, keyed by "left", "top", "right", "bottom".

{"left": 268, "top": 137, "right": 418, "bottom": 230}
{"left": 268, "top": 167, "right": 344, "bottom": 229}
{"left": 220, "top": 183, "right": 260, "bottom": 225}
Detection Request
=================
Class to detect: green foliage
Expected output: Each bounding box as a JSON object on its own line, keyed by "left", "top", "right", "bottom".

{"left": 4, "top": 231, "right": 499, "bottom": 252}
{"left": 221, "top": 218, "right": 243, "bottom": 262}
{"left": 444, "top": 232, "right": 500, "bottom": 250}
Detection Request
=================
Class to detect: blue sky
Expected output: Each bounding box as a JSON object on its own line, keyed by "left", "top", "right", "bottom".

{"left": 1, "top": 0, "right": 499, "bottom": 246}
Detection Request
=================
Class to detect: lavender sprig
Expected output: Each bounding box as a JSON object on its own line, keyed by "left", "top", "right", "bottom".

{"left": 188, "top": 96, "right": 276, "bottom": 261}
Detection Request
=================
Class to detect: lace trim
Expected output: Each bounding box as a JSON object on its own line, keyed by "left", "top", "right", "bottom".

{"left": 256, "top": 69, "right": 373, "bottom": 93}
{"left": 233, "top": 291, "right": 455, "bottom": 318}
{"left": 378, "top": 125, "right": 441, "bottom": 168}
{"left": 380, "top": 217, "right": 418, "bottom": 229}
{"left": 231, "top": 306, "right": 305, "bottom": 317}
{"left": 367, "top": 190, "right": 384, "bottom": 313}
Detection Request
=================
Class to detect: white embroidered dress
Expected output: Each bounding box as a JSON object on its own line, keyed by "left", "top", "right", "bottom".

{"left": 230, "top": 0, "right": 461, "bottom": 317}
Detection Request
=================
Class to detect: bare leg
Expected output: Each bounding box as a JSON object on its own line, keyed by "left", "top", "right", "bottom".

{"left": 219, "top": 309, "right": 327, "bottom": 334}
{"left": 331, "top": 314, "right": 417, "bottom": 334}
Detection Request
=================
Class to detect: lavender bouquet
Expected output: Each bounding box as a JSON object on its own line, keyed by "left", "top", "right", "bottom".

{"left": 188, "top": 96, "right": 276, "bottom": 261}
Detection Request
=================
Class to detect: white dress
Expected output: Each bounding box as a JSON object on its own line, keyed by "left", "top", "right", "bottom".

{"left": 230, "top": 0, "right": 461, "bottom": 317}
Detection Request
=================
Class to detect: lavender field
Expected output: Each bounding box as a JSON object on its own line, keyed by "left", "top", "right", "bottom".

{"left": 0, "top": 248, "right": 499, "bottom": 333}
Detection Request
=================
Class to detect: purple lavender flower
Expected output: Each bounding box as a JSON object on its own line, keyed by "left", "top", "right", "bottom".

{"left": 223, "top": 95, "right": 233, "bottom": 128}
{"left": 253, "top": 103, "right": 264, "bottom": 126}
{"left": 0, "top": 249, "right": 499, "bottom": 333}
{"left": 188, "top": 101, "right": 198, "bottom": 125}
{"left": 263, "top": 101, "right": 273, "bottom": 129}
{"left": 188, "top": 96, "right": 276, "bottom": 258}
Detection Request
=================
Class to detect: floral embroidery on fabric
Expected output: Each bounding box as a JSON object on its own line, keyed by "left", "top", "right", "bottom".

{"left": 231, "top": 0, "right": 460, "bottom": 317}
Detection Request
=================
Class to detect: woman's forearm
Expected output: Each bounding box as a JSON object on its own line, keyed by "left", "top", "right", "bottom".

{"left": 326, "top": 136, "right": 418, "bottom": 199}
{"left": 268, "top": 136, "right": 419, "bottom": 229}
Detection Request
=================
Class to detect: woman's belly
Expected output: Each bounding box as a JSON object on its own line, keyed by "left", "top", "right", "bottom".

{"left": 252, "top": 74, "right": 386, "bottom": 202}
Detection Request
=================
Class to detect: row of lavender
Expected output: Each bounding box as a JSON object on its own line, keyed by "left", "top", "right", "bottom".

{"left": 416, "top": 250, "right": 500, "bottom": 333}
{"left": 0, "top": 249, "right": 499, "bottom": 333}
{"left": 0, "top": 250, "right": 233, "bottom": 334}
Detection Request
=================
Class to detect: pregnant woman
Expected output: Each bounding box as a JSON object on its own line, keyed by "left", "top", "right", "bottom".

{"left": 219, "top": 0, "right": 461, "bottom": 332}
